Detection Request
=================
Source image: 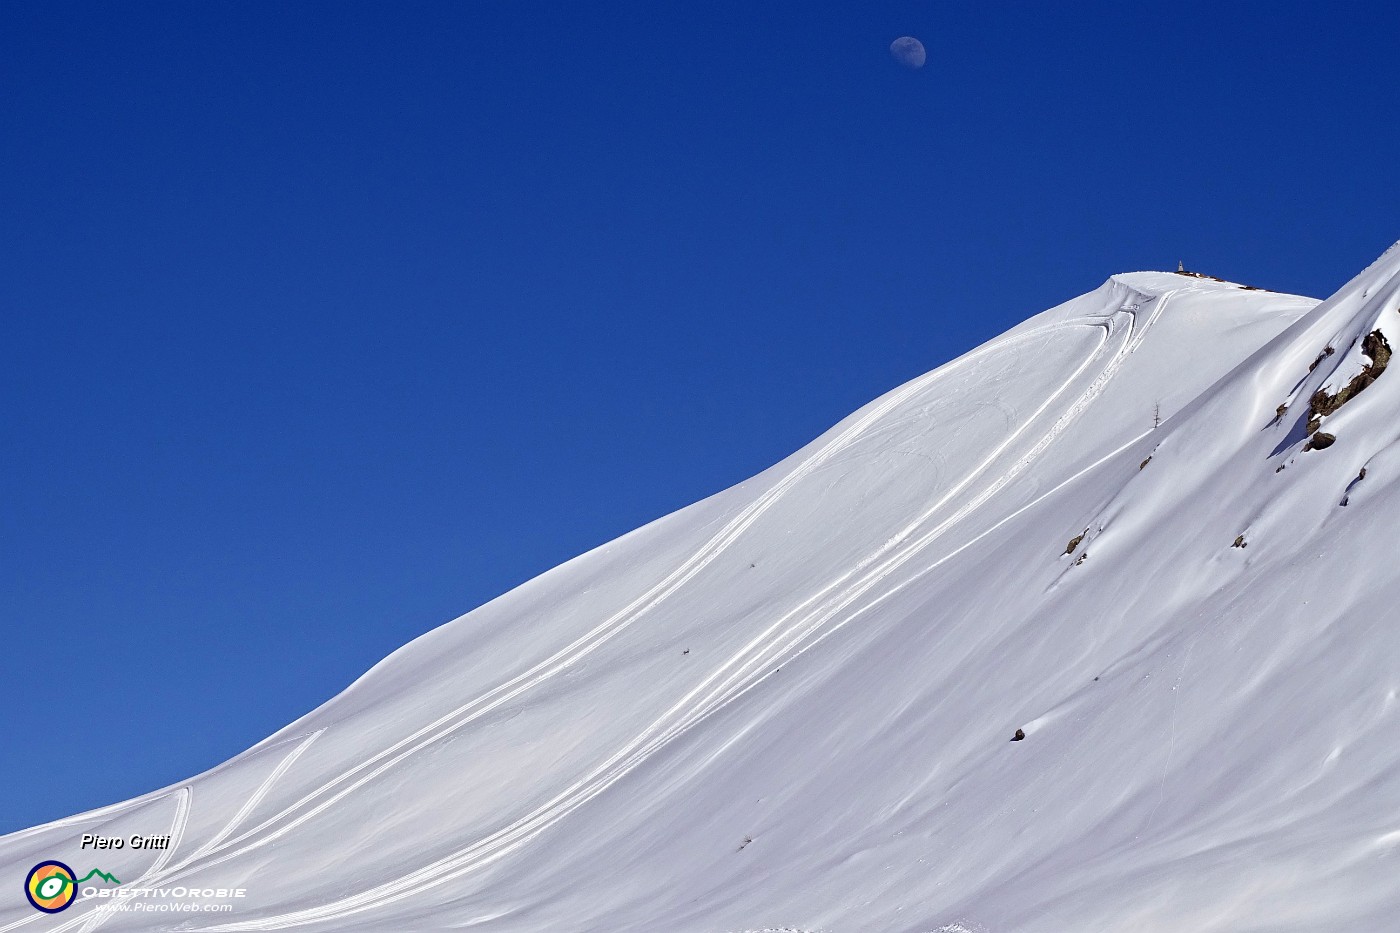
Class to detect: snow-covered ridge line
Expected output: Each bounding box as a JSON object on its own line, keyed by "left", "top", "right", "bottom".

{"left": 193, "top": 297, "right": 1155, "bottom": 930}
{"left": 8, "top": 243, "right": 1400, "bottom": 932}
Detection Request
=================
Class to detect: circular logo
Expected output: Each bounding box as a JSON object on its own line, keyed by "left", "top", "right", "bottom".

{"left": 25, "top": 861, "right": 78, "bottom": 913}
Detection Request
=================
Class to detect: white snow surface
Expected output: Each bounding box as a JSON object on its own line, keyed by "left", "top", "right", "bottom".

{"left": 8, "top": 246, "right": 1400, "bottom": 932}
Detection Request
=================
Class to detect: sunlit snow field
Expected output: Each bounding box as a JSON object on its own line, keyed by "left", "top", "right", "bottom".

{"left": 6, "top": 245, "right": 1400, "bottom": 932}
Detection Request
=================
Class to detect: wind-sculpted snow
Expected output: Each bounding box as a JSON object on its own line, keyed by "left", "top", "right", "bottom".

{"left": 7, "top": 245, "right": 1400, "bottom": 932}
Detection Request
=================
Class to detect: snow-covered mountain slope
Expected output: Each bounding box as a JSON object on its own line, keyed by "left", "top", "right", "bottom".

{"left": 8, "top": 245, "right": 1400, "bottom": 933}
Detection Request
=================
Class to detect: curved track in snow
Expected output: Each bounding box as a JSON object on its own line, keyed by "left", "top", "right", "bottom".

{"left": 186, "top": 288, "right": 1172, "bottom": 931}
{"left": 0, "top": 288, "right": 1167, "bottom": 932}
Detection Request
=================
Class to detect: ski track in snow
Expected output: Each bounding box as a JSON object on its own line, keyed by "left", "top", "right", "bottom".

{"left": 787, "top": 287, "right": 1177, "bottom": 658}
{"left": 2, "top": 287, "right": 1163, "bottom": 932}
{"left": 184, "top": 289, "right": 1171, "bottom": 930}
{"left": 171, "top": 730, "right": 325, "bottom": 875}
{"left": 0, "top": 788, "right": 189, "bottom": 933}
{"left": 0, "top": 733, "right": 324, "bottom": 933}
{"left": 98, "top": 316, "right": 1100, "bottom": 915}
{"left": 76, "top": 730, "right": 328, "bottom": 933}
{"left": 8, "top": 308, "right": 1114, "bottom": 933}
{"left": 0, "top": 782, "right": 162, "bottom": 849}
{"left": 24, "top": 787, "right": 195, "bottom": 933}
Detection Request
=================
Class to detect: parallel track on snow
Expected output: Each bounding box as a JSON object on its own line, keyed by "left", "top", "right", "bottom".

{"left": 190, "top": 289, "right": 1170, "bottom": 931}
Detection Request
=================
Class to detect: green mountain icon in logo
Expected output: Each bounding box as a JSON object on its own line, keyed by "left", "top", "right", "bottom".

{"left": 74, "top": 869, "right": 122, "bottom": 885}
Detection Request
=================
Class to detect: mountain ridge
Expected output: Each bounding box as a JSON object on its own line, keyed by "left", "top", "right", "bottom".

{"left": 5, "top": 244, "right": 1400, "bottom": 932}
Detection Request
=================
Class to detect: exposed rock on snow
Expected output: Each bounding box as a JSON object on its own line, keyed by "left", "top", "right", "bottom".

{"left": 1307, "top": 329, "right": 1392, "bottom": 435}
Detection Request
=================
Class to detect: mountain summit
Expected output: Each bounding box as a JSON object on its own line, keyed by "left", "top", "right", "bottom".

{"left": 7, "top": 245, "right": 1400, "bottom": 932}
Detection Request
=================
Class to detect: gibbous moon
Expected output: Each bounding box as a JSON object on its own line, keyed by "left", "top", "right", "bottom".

{"left": 890, "top": 36, "right": 926, "bottom": 69}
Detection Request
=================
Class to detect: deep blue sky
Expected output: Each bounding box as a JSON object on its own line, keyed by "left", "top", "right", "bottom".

{"left": 2, "top": 1, "right": 1397, "bottom": 833}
